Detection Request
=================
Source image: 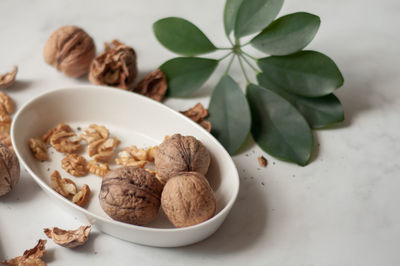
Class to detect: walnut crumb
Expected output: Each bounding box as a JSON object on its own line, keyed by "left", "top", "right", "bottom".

{"left": 258, "top": 156, "right": 267, "bottom": 168}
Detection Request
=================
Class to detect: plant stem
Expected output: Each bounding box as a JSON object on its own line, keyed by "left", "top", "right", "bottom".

{"left": 241, "top": 50, "right": 258, "bottom": 61}
{"left": 241, "top": 54, "right": 260, "bottom": 74}
{"left": 224, "top": 54, "right": 236, "bottom": 75}
{"left": 218, "top": 51, "right": 233, "bottom": 61}
{"left": 218, "top": 47, "right": 233, "bottom": 50}
{"left": 238, "top": 56, "right": 250, "bottom": 84}
{"left": 241, "top": 41, "right": 251, "bottom": 47}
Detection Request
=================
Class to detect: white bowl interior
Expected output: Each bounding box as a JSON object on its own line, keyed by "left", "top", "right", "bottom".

{"left": 11, "top": 86, "right": 239, "bottom": 245}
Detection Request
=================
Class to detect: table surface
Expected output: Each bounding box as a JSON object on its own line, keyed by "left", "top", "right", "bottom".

{"left": 1, "top": 0, "right": 399, "bottom": 265}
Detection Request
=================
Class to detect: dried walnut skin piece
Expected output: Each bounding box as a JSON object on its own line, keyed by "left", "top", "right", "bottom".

{"left": 89, "top": 40, "right": 137, "bottom": 90}
{"left": 43, "top": 26, "right": 96, "bottom": 78}
{"left": 99, "top": 166, "right": 163, "bottom": 226}
{"left": 44, "top": 225, "right": 91, "bottom": 248}
{"left": 132, "top": 69, "right": 167, "bottom": 102}
{"left": 161, "top": 172, "right": 216, "bottom": 228}
{"left": 0, "top": 143, "right": 20, "bottom": 197}
{"left": 0, "top": 66, "right": 17, "bottom": 89}
{"left": 154, "top": 134, "right": 211, "bottom": 183}
{"left": 2, "top": 239, "right": 47, "bottom": 266}
{"left": 62, "top": 153, "right": 88, "bottom": 176}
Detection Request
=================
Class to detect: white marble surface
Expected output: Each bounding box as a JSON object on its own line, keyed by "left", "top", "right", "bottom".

{"left": 1, "top": 0, "right": 400, "bottom": 265}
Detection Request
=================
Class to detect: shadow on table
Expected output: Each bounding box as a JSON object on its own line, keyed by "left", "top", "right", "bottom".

{"left": 171, "top": 179, "right": 268, "bottom": 255}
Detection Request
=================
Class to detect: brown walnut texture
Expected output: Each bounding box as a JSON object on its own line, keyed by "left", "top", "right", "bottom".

{"left": 180, "top": 103, "right": 211, "bottom": 132}
{"left": 0, "top": 66, "right": 17, "bottom": 89}
{"left": 89, "top": 40, "right": 137, "bottom": 90}
{"left": 43, "top": 26, "right": 96, "bottom": 78}
{"left": 132, "top": 69, "right": 167, "bottom": 101}
{"left": 0, "top": 143, "right": 20, "bottom": 197}
{"left": 44, "top": 225, "right": 91, "bottom": 248}
{"left": 161, "top": 172, "right": 216, "bottom": 228}
{"left": 99, "top": 166, "right": 163, "bottom": 225}
{"left": 154, "top": 134, "right": 210, "bottom": 183}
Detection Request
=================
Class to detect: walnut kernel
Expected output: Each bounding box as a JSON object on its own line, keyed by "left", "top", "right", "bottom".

{"left": 50, "top": 170, "right": 77, "bottom": 198}
{"left": 72, "top": 184, "right": 91, "bottom": 207}
{"left": 42, "top": 122, "right": 73, "bottom": 143}
{"left": 80, "top": 124, "right": 109, "bottom": 144}
{"left": 50, "top": 131, "right": 81, "bottom": 153}
{"left": 62, "top": 154, "right": 88, "bottom": 177}
{"left": 0, "top": 91, "right": 14, "bottom": 114}
{"left": 87, "top": 160, "right": 110, "bottom": 177}
{"left": 0, "top": 132, "right": 13, "bottom": 151}
{"left": 29, "top": 137, "right": 48, "bottom": 161}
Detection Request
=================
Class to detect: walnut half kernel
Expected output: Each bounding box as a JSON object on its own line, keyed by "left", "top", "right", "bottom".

{"left": 62, "top": 154, "right": 88, "bottom": 177}
{"left": 29, "top": 137, "right": 49, "bottom": 161}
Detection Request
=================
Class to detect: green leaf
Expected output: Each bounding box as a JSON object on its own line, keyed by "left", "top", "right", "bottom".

{"left": 258, "top": 51, "right": 344, "bottom": 97}
{"left": 251, "top": 12, "right": 320, "bottom": 55}
{"left": 153, "top": 17, "right": 217, "bottom": 56}
{"left": 224, "top": 0, "right": 244, "bottom": 36}
{"left": 208, "top": 75, "right": 251, "bottom": 154}
{"left": 247, "top": 83, "right": 313, "bottom": 165}
{"left": 160, "top": 57, "right": 218, "bottom": 97}
{"left": 234, "top": 0, "right": 284, "bottom": 38}
{"left": 257, "top": 74, "right": 344, "bottom": 128}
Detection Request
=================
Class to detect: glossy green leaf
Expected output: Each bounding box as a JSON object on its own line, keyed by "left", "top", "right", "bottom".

{"left": 257, "top": 74, "right": 344, "bottom": 128}
{"left": 234, "top": 0, "right": 284, "bottom": 38}
{"left": 247, "top": 84, "right": 313, "bottom": 165}
{"left": 251, "top": 12, "right": 320, "bottom": 55}
{"left": 208, "top": 75, "right": 251, "bottom": 154}
{"left": 258, "top": 51, "right": 344, "bottom": 97}
{"left": 224, "top": 0, "right": 244, "bottom": 36}
{"left": 153, "top": 17, "right": 217, "bottom": 56}
{"left": 160, "top": 57, "right": 218, "bottom": 97}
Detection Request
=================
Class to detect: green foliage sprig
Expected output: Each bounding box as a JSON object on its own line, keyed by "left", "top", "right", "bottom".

{"left": 153, "top": 0, "right": 344, "bottom": 166}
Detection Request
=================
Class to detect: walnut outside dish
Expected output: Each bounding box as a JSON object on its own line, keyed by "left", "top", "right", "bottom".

{"left": 11, "top": 86, "right": 239, "bottom": 247}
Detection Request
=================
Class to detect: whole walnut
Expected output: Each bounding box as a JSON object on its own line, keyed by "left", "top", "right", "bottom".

{"left": 99, "top": 166, "right": 163, "bottom": 225}
{"left": 154, "top": 134, "right": 210, "bottom": 183}
{"left": 43, "top": 26, "right": 96, "bottom": 78}
{"left": 161, "top": 172, "right": 216, "bottom": 228}
{"left": 0, "top": 144, "right": 20, "bottom": 196}
{"left": 89, "top": 40, "right": 137, "bottom": 90}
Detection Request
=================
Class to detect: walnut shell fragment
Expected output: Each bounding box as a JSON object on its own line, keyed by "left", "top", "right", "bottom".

{"left": 161, "top": 172, "right": 216, "bottom": 228}
{"left": 154, "top": 134, "right": 210, "bottom": 183}
{"left": 2, "top": 239, "right": 47, "bottom": 266}
{"left": 0, "top": 66, "right": 17, "bottom": 89}
{"left": 0, "top": 143, "right": 20, "bottom": 197}
{"left": 89, "top": 40, "right": 137, "bottom": 90}
{"left": 180, "top": 103, "right": 211, "bottom": 132}
{"left": 44, "top": 225, "right": 91, "bottom": 248}
{"left": 99, "top": 166, "right": 163, "bottom": 225}
{"left": 132, "top": 69, "right": 167, "bottom": 101}
{"left": 43, "top": 26, "right": 96, "bottom": 78}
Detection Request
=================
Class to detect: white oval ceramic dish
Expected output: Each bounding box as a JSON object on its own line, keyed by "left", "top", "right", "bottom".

{"left": 11, "top": 86, "right": 239, "bottom": 247}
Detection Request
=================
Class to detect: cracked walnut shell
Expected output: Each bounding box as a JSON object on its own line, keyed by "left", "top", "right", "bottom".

{"left": 132, "top": 69, "right": 167, "bottom": 102}
{"left": 161, "top": 172, "right": 216, "bottom": 228}
{"left": 99, "top": 166, "right": 163, "bottom": 225}
{"left": 154, "top": 134, "right": 210, "bottom": 183}
{"left": 0, "top": 66, "right": 17, "bottom": 89}
{"left": 89, "top": 40, "right": 137, "bottom": 90}
{"left": 62, "top": 154, "right": 88, "bottom": 176}
{"left": 2, "top": 239, "right": 47, "bottom": 266}
{"left": 43, "top": 26, "right": 96, "bottom": 78}
{"left": 44, "top": 225, "right": 91, "bottom": 248}
{"left": 29, "top": 137, "right": 49, "bottom": 161}
{"left": 0, "top": 144, "right": 20, "bottom": 197}
{"left": 72, "top": 184, "right": 90, "bottom": 207}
